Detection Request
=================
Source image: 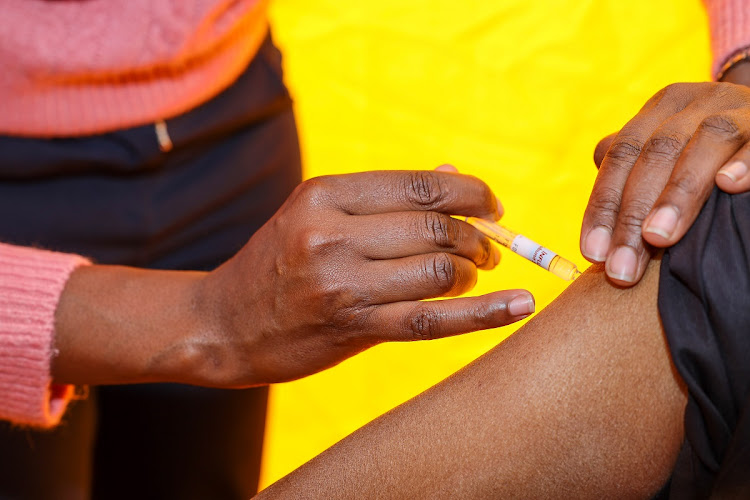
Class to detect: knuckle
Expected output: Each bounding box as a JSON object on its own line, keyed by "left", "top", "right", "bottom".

{"left": 425, "top": 253, "right": 459, "bottom": 293}
{"left": 648, "top": 83, "right": 681, "bottom": 108}
{"left": 664, "top": 82, "right": 690, "bottom": 94}
{"left": 699, "top": 114, "right": 743, "bottom": 142}
{"left": 643, "top": 133, "right": 687, "bottom": 163}
{"left": 295, "top": 176, "right": 333, "bottom": 205}
{"left": 604, "top": 137, "right": 643, "bottom": 167}
{"left": 473, "top": 301, "right": 503, "bottom": 326}
{"left": 404, "top": 171, "right": 447, "bottom": 209}
{"left": 617, "top": 199, "right": 653, "bottom": 233}
{"left": 661, "top": 82, "right": 677, "bottom": 94}
{"left": 662, "top": 82, "right": 686, "bottom": 98}
{"left": 297, "top": 227, "right": 348, "bottom": 256}
{"left": 665, "top": 172, "right": 704, "bottom": 199}
{"left": 320, "top": 280, "right": 366, "bottom": 316}
{"left": 641, "top": 84, "right": 674, "bottom": 112}
{"left": 645, "top": 83, "right": 691, "bottom": 114}
{"left": 421, "top": 212, "right": 460, "bottom": 249}
{"left": 647, "top": 84, "right": 674, "bottom": 107}
{"left": 330, "top": 301, "right": 374, "bottom": 340}
{"left": 406, "top": 305, "right": 442, "bottom": 341}
{"left": 709, "top": 81, "right": 734, "bottom": 101}
{"left": 650, "top": 85, "right": 670, "bottom": 103}
{"left": 587, "top": 185, "right": 622, "bottom": 227}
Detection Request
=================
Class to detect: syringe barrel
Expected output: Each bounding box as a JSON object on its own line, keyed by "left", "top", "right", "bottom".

{"left": 464, "top": 217, "right": 580, "bottom": 281}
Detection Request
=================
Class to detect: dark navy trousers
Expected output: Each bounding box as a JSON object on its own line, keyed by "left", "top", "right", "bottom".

{"left": 0, "top": 34, "right": 301, "bottom": 500}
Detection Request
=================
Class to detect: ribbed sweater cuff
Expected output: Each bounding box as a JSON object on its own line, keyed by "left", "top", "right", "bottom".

{"left": 705, "top": 0, "right": 750, "bottom": 79}
{"left": 0, "top": 243, "right": 91, "bottom": 428}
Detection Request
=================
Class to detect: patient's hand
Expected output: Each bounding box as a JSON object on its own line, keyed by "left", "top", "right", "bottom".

{"left": 581, "top": 68, "right": 750, "bottom": 286}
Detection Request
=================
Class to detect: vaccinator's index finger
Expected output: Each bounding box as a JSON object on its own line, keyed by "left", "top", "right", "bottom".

{"left": 304, "top": 170, "right": 502, "bottom": 221}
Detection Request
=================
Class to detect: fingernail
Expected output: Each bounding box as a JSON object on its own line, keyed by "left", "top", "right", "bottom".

{"left": 509, "top": 293, "right": 535, "bottom": 316}
{"left": 582, "top": 226, "right": 611, "bottom": 262}
{"left": 643, "top": 205, "right": 679, "bottom": 240}
{"left": 435, "top": 164, "right": 459, "bottom": 173}
{"left": 717, "top": 161, "right": 748, "bottom": 182}
{"left": 606, "top": 246, "right": 638, "bottom": 283}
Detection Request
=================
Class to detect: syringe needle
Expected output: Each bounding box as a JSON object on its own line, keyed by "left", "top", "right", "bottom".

{"left": 463, "top": 217, "right": 581, "bottom": 281}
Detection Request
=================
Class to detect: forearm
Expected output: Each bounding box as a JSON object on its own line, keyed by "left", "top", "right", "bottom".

{"left": 258, "top": 260, "right": 686, "bottom": 499}
{"left": 52, "top": 265, "right": 213, "bottom": 387}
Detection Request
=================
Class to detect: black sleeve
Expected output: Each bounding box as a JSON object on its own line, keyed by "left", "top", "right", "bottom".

{"left": 657, "top": 188, "right": 750, "bottom": 499}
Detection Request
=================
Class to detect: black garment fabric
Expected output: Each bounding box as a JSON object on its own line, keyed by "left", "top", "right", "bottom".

{"left": 0, "top": 33, "right": 302, "bottom": 500}
{"left": 658, "top": 188, "right": 750, "bottom": 499}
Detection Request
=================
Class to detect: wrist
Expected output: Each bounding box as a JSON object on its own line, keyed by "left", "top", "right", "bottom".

{"left": 187, "top": 262, "right": 267, "bottom": 388}
{"left": 719, "top": 57, "right": 750, "bottom": 87}
{"left": 52, "top": 265, "right": 211, "bottom": 386}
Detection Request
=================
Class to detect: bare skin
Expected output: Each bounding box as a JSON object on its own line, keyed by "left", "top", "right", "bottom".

{"left": 256, "top": 259, "right": 687, "bottom": 499}
{"left": 51, "top": 170, "right": 535, "bottom": 388}
{"left": 47, "top": 69, "right": 750, "bottom": 391}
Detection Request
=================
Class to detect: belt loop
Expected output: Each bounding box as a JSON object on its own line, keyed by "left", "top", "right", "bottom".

{"left": 155, "top": 120, "right": 173, "bottom": 152}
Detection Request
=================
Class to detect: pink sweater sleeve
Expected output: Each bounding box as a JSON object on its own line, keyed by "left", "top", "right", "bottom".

{"left": 704, "top": 0, "right": 750, "bottom": 79}
{"left": 0, "top": 243, "right": 90, "bottom": 428}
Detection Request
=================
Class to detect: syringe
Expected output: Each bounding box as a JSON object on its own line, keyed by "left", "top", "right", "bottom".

{"left": 464, "top": 217, "right": 581, "bottom": 281}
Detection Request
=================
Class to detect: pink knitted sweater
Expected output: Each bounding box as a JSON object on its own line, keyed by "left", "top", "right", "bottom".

{"left": 0, "top": 0, "right": 268, "bottom": 137}
{"left": 0, "top": 0, "right": 748, "bottom": 428}
{"left": 0, "top": 0, "right": 268, "bottom": 427}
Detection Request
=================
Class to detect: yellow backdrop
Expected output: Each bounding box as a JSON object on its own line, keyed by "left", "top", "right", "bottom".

{"left": 260, "top": 0, "right": 710, "bottom": 487}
